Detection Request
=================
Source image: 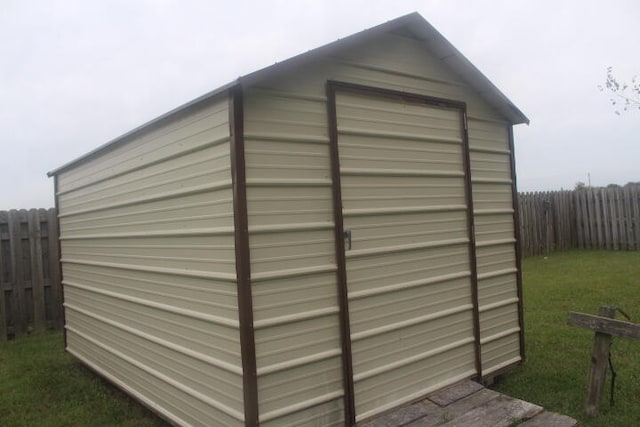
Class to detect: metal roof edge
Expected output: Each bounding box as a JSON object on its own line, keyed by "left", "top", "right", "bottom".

{"left": 47, "top": 80, "right": 239, "bottom": 177}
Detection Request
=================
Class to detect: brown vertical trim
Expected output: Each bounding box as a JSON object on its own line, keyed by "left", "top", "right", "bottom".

{"left": 326, "top": 82, "right": 356, "bottom": 427}
{"left": 229, "top": 84, "right": 259, "bottom": 426}
{"left": 508, "top": 126, "right": 525, "bottom": 361}
{"left": 460, "top": 110, "right": 483, "bottom": 381}
{"left": 53, "top": 176, "right": 68, "bottom": 348}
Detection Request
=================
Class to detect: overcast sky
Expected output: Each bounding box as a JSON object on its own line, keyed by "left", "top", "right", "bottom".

{"left": 1, "top": 0, "right": 638, "bottom": 210}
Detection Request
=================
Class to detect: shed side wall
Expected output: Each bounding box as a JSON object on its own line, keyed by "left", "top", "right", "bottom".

{"left": 56, "top": 97, "right": 245, "bottom": 426}
{"left": 245, "top": 29, "right": 522, "bottom": 424}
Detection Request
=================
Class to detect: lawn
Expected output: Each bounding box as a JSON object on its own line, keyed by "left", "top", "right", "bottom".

{"left": 0, "top": 330, "right": 166, "bottom": 427}
{"left": 492, "top": 250, "right": 640, "bottom": 427}
{"left": 1, "top": 250, "right": 638, "bottom": 426}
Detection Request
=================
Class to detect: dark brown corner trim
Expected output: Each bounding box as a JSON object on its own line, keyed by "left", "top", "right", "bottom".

{"left": 459, "top": 110, "right": 483, "bottom": 381}
{"left": 508, "top": 126, "right": 525, "bottom": 361}
{"left": 53, "top": 176, "right": 68, "bottom": 350}
{"left": 326, "top": 82, "right": 357, "bottom": 426}
{"left": 229, "top": 85, "right": 259, "bottom": 426}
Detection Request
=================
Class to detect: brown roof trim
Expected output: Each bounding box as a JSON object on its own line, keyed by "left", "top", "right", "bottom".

{"left": 229, "top": 85, "right": 259, "bottom": 426}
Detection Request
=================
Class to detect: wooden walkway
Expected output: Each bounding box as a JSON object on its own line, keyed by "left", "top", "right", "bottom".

{"left": 361, "top": 380, "right": 578, "bottom": 427}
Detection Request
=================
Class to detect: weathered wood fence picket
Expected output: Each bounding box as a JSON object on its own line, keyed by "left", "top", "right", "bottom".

{"left": 0, "top": 209, "right": 62, "bottom": 341}
{"left": 519, "top": 186, "right": 640, "bottom": 256}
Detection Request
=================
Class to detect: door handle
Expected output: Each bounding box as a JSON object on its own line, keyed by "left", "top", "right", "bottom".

{"left": 344, "top": 230, "right": 352, "bottom": 250}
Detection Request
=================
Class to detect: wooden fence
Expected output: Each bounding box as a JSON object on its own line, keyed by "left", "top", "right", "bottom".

{"left": 519, "top": 186, "right": 640, "bottom": 256}
{"left": 0, "top": 209, "right": 62, "bottom": 341}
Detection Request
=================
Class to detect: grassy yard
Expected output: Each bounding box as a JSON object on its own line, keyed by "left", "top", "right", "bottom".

{"left": 492, "top": 250, "right": 640, "bottom": 427}
{"left": 1, "top": 250, "right": 638, "bottom": 426}
{"left": 0, "top": 331, "right": 166, "bottom": 427}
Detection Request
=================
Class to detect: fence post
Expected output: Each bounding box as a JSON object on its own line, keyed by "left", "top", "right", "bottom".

{"left": 28, "top": 209, "right": 46, "bottom": 332}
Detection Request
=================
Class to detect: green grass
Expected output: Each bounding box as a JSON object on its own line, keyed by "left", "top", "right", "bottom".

{"left": 0, "top": 331, "right": 167, "bottom": 427}
{"left": 492, "top": 250, "right": 640, "bottom": 427}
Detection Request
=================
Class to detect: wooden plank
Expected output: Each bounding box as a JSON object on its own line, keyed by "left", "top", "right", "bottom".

{"left": 616, "top": 187, "right": 627, "bottom": 250}
{"left": 567, "top": 311, "right": 640, "bottom": 340}
{"left": 519, "top": 411, "right": 578, "bottom": 427}
{"left": 574, "top": 191, "right": 584, "bottom": 249}
{"left": 0, "top": 216, "right": 6, "bottom": 341}
{"left": 600, "top": 189, "right": 611, "bottom": 249}
{"left": 406, "top": 389, "right": 500, "bottom": 427}
{"left": 584, "top": 306, "right": 616, "bottom": 417}
{"left": 360, "top": 400, "right": 440, "bottom": 427}
{"left": 593, "top": 190, "right": 603, "bottom": 249}
{"left": 633, "top": 185, "right": 640, "bottom": 250}
{"left": 435, "top": 395, "right": 543, "bottom": 427}
{"left": 428, "top": 380, "right": 484, "bottom": 407}
{"left": 624, "top": 186, "right": 634, "bottom": 250}
{"left": 8, "top": 210, "right": 27, "bottom": 336}
{"left": 28, "top": 209, "right": 45, "bottom": 331}
{"left": 47, "top": 208, "right": 63, "bottom": 328}
{"left": 609, "top": 188, "right": 619, "bottom": 250}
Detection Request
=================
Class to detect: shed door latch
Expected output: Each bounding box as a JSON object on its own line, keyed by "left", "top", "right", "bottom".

{"left": 344, "top": 230, "right": 352, "bottom": 250}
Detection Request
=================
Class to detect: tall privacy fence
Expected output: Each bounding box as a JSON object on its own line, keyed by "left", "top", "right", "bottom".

{"left": 0, "top": 209, "right": 62, "bottom": 341}
{"left": 519, "top": 186, "right": 640, "bottom": 256}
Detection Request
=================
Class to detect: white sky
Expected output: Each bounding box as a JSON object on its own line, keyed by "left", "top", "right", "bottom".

{"left": 1, "top": 0, "right": 638, "bottom": 209}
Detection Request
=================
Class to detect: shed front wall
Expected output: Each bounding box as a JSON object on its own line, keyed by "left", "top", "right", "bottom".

{"left": 243, "top": 29, "right": 522, "bottom": 425}
{"left": 56, "top": 96, "right": 246, "bottom": 426}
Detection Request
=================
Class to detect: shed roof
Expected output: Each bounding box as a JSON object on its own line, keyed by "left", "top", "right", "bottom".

{"left": 48, "top": 12, "right": 528, "bottom": 177}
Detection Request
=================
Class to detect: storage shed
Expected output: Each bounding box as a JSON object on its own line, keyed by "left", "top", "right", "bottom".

{"left": 48, "top": 13, "right": 528, "bottom": 427}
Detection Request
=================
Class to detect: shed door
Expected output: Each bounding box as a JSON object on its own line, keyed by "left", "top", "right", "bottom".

{"left": 332, "top": 85, "right": 480, "bottom": 422}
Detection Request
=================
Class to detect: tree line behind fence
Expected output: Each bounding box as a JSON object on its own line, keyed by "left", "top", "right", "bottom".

{"left": 0, "top": 209, "right": 62, "bottom": 341}
{"left": 1, "top": 188, "right": 639, "bottom": 339}
{"left": 519, "top": 185, "right": 640, "bottom": 256}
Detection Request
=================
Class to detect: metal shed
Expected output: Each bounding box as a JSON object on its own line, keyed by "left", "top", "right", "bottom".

{"left": 48, "top": 13, "right": 528, "bottom": 427}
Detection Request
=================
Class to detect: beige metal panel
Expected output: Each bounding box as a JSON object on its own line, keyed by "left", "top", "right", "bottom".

{"left": 244, "top": 88, "right": 345, "bottom": 424}
{"left": 261, "top": 399, "right": 344, "bottom": 427}
{"left": 58, "top": 189, "right": 233, "bottom": 237}
{"left": 475, "top": 243, "right": 516, "bottom": 276}
{"left": 57, "top": 142, "right": 231, "bottom": 211}
{"left": 466, "top": 118, "right": 511, "bottom": 152}
{"left": 66, "top": 330, "right": 244, "bottom": 427}
{"left": 474, "top": 213, "right": 515, "bottom": 243}
{"left": 64, "top": 283, "right": 240, "bottom": 370}
{"left": 255, "top": 32, "right": 505, "bottom": 121}
{"left": 246, "top": 185, "right": 332, "bottom": 227}
{"left": 57, "top": 100, "right": 230, "bottom": 194}
{"left": 61, "top": 234, "right": 235, "bottom": 275}
{"left": 257, "top": 357, "right": 344, "bottom": 424}
{"left": 481, "top": 333, "right": 522, "bottom": 376}
{"left": 336, "top": 90, "right": 476, "bottom": 421}
{"left": 478, "top": 271, "right": 519, "bottom": 309}
{"left": 354, "top": 342, "right": 476, "bottom": 422}
{"left": 63, "top": 262, "right": 238, "bottom": 320}
{"left": 467, "top": 115, "right": 521, "bottom": 374}
{"left": 57, "top": 95, "right": 243, "bottom": 426}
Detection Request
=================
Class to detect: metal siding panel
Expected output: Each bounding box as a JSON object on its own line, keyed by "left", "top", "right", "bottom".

{"left": 57, "top": 102, "right": 230, "bottom": 194}
{"left": 468, "top": 118, "right": 522, "bottom": 374}
{"left": 244, "top": 88, "right": 345, "bottom": 424}
{"left": 335, "top": 90, "right": 477, "bottom": 422}
{"left": 66, "top": 331, "right": 243, "bottom": 427}
{"left": 57, "top": 97, "right": 244, "bottom": 427}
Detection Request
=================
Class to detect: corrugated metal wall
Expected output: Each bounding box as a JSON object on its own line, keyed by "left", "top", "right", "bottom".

{"left": 247, "top": 29, "right": 522, "bottom": 424}
{"left": 53, "top": 25, "right": 522, "bottom": 427}
{"left": 243, "top": 89, "right": 346, "bottom": 426}
{"left": 467, "top": 119, "right": 522, "bottom": 376}
{"left": 56, "top": 97, "right": 246, "bottom": 426}
{"left": 335, "top": 90, "right": 477, "bottom": 422}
